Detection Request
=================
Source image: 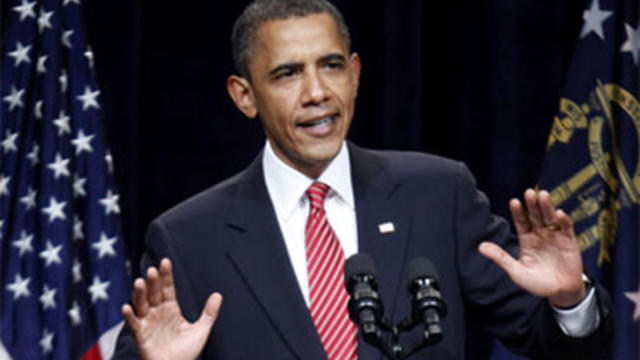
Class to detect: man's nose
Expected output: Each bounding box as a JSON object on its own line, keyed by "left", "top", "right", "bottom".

{"left": 301, "top": 70, "right": 329, "bottom": 105}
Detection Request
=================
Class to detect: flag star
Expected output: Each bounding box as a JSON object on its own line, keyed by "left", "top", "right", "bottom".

{"left": 71, "top": 130, "right": 95, "bottom": 155}
{"left": 84, "top": 46, "right": 95, "bottom": 69}
{"left": 626, "top": 287, "right": 640, "bottom": 321}
{"left": 99, "top": 190, "right": 121, "bottom": 215}
{"left": 92, "top": 232, "right": 117, "bottom": 258}
{"left": 63, "top": 0, "right": 81, "bottom": 6}
{"left": 68, "top": 301, "right": 82, "bottom": 325}
{"left": 59, "top": 69, "right": 68, "bottom": 93}
{"left": 72, "top": 258, "right": 82, "bottom": 282}
{"left": 37, "top": 54, "right": 47, "bottom": 74}
{"left": 0, "top": 174, "right": 10, "bottom": 197}
{"left": 105, "top": 150, "right": 114, "bottom": 173}
{"left": 37, "top": 8, "right": 54, "bottom": 33}
{"left": 88, "top": 276, "right": 110, "bottom": 303}
{"left": 0, "top": 220, "right": 4, "bottom": 240}
{"left": 52, "top": 110, "right": 71, "bottom": 136}
{"left": 7, "top": 41, "right": 32, "bottom": 67}
{"left": 73, "top": 215, "right": 84, "bottom": 240}
{"left": 6, "top": 273, "right": 31, "bottom": 300}
{"left": 34, "top": 100, "right": 43, "bottom": 119}
{"left": 61, "top": 29, "right": 74, "bottom": 48}
{"left": 76, "top": 86, "right": 100, "bottom": 110}
{"left": 39, "top": 240, "right": 63, "bottom": 267}
{"left": 2, "top": 130, "right": 19, "bottom": 153}
{"left": 39, "top": 329, "right": 54, "bottom": 355}
{"left": 12, "top": 230, "right": 34, "bottom": 256}
{"left": 12, "top": 0, "right": 36, "bottom": 22}
{"left": 41, "top": 196, "right": 67, "bottom": 223}
{"left": 20, "top": 187, "right": 37, "bottom": 210}
{"left": 3, "top": 85, "right": 25, "bottom": 111}
{"left": 39, "top": 284, "right": 57, "bottom": 310}
{"left": 47, "top": 153, "right": 71, "bottom": 179}
{"left": 73, "top": 175, "right": 87, "bottom": 198}
{"left": 27, "top": 143, "right": 40, "bottom": 167}
{"left": 621, "top": 22, "right": 640, "bottom": 65}
{"left": 580, "top": 0, "right": 613, "bottom": 40}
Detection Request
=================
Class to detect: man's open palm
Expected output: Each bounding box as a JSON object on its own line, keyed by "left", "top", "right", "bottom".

{"left": 479, "top": 189, "right": 586, "bottom": 308}
{"left": 121, "top": 259, "right": 222, "bottom": 360}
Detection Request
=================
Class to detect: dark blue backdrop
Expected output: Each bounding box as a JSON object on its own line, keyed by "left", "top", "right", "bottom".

{"left": 79, "top": 0, "right": 585, "bottom": 272}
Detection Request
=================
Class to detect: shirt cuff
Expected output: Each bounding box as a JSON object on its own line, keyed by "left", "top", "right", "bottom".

{"left": 551, "top": 286, "right": 600, "bottom": 337}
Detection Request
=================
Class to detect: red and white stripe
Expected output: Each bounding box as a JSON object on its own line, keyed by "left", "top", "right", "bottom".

{"left": 306, "top": 183, "right": 357, "bottom": 360}
{"left": 80, "top": 321, "right": 125, "bottom": 360}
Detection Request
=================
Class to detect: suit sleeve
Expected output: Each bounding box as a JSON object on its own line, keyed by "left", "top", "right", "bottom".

{"left": 452, "top": 162, "right": 613, "bottom": 359}
{"left": 112, "top": 219, "right": 204, "bottom": 360}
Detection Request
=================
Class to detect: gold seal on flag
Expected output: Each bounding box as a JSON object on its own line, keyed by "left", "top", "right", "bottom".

{"left": 545, "top": 80, "right": 640, "bottom": 265}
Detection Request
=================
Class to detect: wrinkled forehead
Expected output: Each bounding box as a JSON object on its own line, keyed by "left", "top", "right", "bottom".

{"left": 251, "top": 13, "right": 349, "bottom": 66}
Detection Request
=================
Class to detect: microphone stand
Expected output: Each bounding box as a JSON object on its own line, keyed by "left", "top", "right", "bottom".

{"left": 345, "top": 254, "right": 446, "bottom": 359}
{"left": 358, "top": 315, "right": 444, "bottom": 359}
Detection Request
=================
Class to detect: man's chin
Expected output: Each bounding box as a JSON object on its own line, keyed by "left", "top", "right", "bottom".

{"left": 288, "top": 145, "right": 343, "bottom": 177}
{"left": 304, "top": 143, "right": 343, "bottom": 163}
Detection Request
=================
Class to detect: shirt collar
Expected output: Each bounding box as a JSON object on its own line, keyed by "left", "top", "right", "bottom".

{"left": 262, "top": 141, "right": 354, "bottom": 221}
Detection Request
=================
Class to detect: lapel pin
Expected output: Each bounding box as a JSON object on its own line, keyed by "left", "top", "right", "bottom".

{"left": 378, "top": 222, "right": 395, "bottom": 234}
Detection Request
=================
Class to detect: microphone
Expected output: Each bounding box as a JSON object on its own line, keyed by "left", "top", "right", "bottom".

{"left": 344, "top": 253, "right": 385, "bottom": 343}
{"left": 343, "top": 254, "right": 447, "bottom": 359}
{"left": 406, "top": 257, "right": 447, "bottom": 344}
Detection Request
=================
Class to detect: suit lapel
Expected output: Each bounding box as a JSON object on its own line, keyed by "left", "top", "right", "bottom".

{"left": 224, "top": 155, "right": 327, "bottom": 360}
{"left": 350, "top": 144, "right": 412, "bottom": 360}
{"left": 222, "top": 146, "right": 412, "bottom": 360}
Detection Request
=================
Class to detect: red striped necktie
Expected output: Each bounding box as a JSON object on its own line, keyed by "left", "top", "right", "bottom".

{"left": 305, "top": 182, "right": 358, "bottom": 360}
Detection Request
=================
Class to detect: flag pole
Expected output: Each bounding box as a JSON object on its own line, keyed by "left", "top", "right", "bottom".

{"left": 0, "top": 0, "right": 4, "bottom": 128}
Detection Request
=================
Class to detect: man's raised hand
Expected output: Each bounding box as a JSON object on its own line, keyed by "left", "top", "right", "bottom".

{"left": 121, "top": 258, "right": 222, "bottom": 360}
{"left": 478, "top": 189, "right": 586, "bottom": 308}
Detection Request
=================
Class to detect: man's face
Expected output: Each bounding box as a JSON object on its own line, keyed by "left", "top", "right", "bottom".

{"left": 245, "top": 13, "right": 360, "bottom": 178}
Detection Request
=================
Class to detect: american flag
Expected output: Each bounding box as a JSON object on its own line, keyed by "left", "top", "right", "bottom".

{"left": 0, "top": 0, "right": 131, "bottom": 359}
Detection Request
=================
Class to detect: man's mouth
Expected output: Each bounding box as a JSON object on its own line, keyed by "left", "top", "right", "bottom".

{"left": 297, "top": 116, "right": 335, "bottom": 130}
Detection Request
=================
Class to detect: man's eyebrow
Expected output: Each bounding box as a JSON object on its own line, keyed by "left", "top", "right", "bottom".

{"left": 319, "top": 53, "right": 347, "bottom": 63}
{"left": 268, "top": 62, "right": 303, "bottom": 77}
{"left": 268, "top": 54, "right": 348, "bottom": 77}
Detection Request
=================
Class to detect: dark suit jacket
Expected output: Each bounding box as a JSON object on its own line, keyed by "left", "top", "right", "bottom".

{"left": 114, "top": 144, "right": 612, "bottom": 359}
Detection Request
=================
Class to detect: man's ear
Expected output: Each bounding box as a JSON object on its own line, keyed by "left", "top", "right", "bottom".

{"left": 349, "top": 53, "right": 362, "bottom": 98}
{"left": 227, "top": 75, "right": 258, "bottom": 118}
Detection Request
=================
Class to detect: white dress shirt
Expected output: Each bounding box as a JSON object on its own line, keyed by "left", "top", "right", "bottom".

{"left": 261, "top": 140, "right": 598, "bottom": 336}
{"left": 263, "top": 141, "right": 358, "bottom": 306}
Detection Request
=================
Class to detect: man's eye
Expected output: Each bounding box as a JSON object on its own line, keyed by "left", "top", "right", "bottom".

{"left": 275, "top": 70, "right": 296, "bottom": 79}
{"left": 325, "top": 62, "right": 343, "bottom": 69}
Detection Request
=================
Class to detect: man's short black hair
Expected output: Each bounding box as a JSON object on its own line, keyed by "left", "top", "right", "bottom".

{"left": 231, "top": 0, "right": 351, "bottom": 79}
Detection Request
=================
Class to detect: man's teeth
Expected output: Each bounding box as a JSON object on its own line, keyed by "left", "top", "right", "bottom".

{"left": 301, "top": 117, "right": 332, "bottom": 128}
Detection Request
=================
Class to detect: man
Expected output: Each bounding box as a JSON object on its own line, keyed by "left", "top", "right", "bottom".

{"left": 114, "top": 0, "right": 613, "bottom": 359}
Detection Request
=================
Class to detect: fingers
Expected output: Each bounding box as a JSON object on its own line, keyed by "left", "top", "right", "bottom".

{"left": 130, "top": 258, "right": 176, "bottom": 318}
{"left": 159, "top": 258, "right": 177, "bottom": 301}
{"left": 537, "top": 190, "right": 557, "bottom": 228}
{"left": 478, "top": 242, "right": 521, "bottom": 280}
{"left": 513, "top": 189, "right": 567, "bottom": 233}
{"left": 555, "top": 208, "right": 576, "bottom": 238}
{"left": 146, "top": 258, "right": 177, "bottom": 306}
{"left": 133, "top": 278, "right": 150, "bottom": 317}
{"left": 122, "top": 303, "right": 140, "bottom": 332}
{"left": 524, "top": 189, "right": 545, "bottom": 228}
{"left": 147, "top": 267, "right": 163, "bottom": 306}
{"left": 196, "top": 293, "right": 223, "bottom": 332}
{"left": 509, "top": 198, "right": 531, "bottom": 235}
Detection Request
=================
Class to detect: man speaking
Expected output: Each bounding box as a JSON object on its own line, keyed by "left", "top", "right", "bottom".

{"left": 114, "top": 0, "right": 613, "bottom": 359}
